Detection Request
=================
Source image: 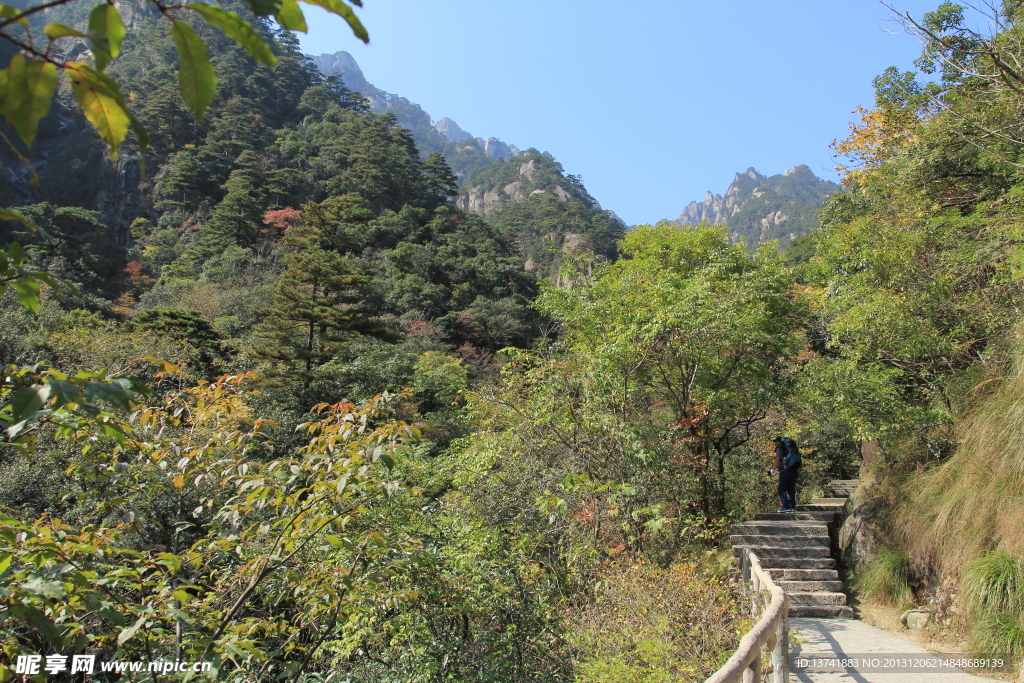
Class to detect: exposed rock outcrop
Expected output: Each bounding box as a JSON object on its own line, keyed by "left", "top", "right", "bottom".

{"left": 456, "top": 159, "right": 559, "bottom": 218}
{"left": 311, "top": 51, "right": 520, "bottom": 179}
{"left": 434, "top": 117, "right": 472, "bottom": 143}
{"left": 838, "top": 470, "right": 885, "bottom": 571}
{"left": 94, "top": 153, "right": 148, "bottom": 242}
{"left": 675, "top": 164, "right": 839, "bottom": 249}
{"left": 480, "top": 137, "right": 520, "bottom": 161}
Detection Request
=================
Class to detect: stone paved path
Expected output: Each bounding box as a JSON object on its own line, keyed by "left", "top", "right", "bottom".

{"left": 790, "top": 618, "right": 1006, "bottom": 682}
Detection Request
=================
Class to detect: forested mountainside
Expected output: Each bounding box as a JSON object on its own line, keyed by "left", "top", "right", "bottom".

{"left": 457, "top": 151, "right": 625, "bottom": 279}
{"left": 5, "top": 0, "right": 1024, "bottom": 680}
{"left": 676, "top": 164, "right": 839, "bottom": 248}
{"left": 312, "top": 50, "right": 518, "bottom": 182}
{"left": 311, "top": 51, "right": 625, "bottom": 280}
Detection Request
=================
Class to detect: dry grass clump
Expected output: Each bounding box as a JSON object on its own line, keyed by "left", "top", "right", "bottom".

{"left": 901, "top": 344, "right": 1024, "bottom": 576}
{"left": 897, "top": 340, "right": 1024, "bottom": 666}
{"left": 566, "top": 555, "right": 747, "bottom": 683}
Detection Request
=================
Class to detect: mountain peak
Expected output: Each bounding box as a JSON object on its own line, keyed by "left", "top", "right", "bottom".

{"left": 434, "top": 117, "right": 472, "bottom": 143}
{"left": 784, "top": 163, "right": 812, "bottom": 177}
{"left": 675, "top": 165, "right": 840, "bottom": 248}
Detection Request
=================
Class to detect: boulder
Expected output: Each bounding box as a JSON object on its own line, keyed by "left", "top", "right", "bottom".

{"left": 900, "top": 609, "right": 930, "bottom": 632}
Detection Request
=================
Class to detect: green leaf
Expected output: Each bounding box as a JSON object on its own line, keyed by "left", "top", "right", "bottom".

{"left": 84, "top": 380, "right": 133, "bottom": 411}
{"left": 0, "top": 3, "right": 28, "bottom": 27}
{"left": 48, "top": 380, "right": 83, "bottom": 409}
{"left": 7, "top": 384, "right": 50, "bottom": 424}
{"left": 88, "top": 3, "right": 126, "bottom": 71}
{"left": 274, "top": 0, "right": 307, "bottom": 32}
{"left": 17, "top": 59, "right": 57, "bottom": 147}
{"left": 11, "top": 276, "right": 41, "bottom": 312}
{"left": 189, "top": 4, "right": 276, "bottom": 67}
{"left": 117, "top": 614, "right": 146, "bottom": 645}
{"left": 243, "top": 0, "right": 281, "bottom": 17}
{"left": 0, "top": 208, "right": 36, "bottom": 231}
{"left": 0, "top": 552, "right": 11, "bottom": 575}
{"left": 170, "top": 18, "right": 217, "bottom": 119}
{"left": 44, "top": 22, "right": 87, "bottom": 40}
{"left": 8, "top": 241, "right": 25, "bottom": 266}
{"left": 20, "top": 576, "right": 67, "bottom": 599}
{"left": 10, "top": 603, "right": 63, "bottom": 646}
{"left": 100, "top": 422, "right": 125, "bottom": 441}
{"left": 65, "top": 62, "right": 131, "bottom": 157}
{"left": 299, "top": 0, "right": 366, "bottom": 42}
{"left": 2, "top": 53, "right": 27, "bottom": 133}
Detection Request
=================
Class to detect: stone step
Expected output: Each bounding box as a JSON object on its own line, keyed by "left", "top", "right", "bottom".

{"left": 765, "top": 568, "right": 838, "bottom": 581}
{"left": 789, "top": 605, "right": 855, "bottom": 619}
{"left": 730, "top": 522, "right": 830, "bottom": 536}
{"left": 730, "top": 534, "right": 830, "bottom": 548}
{"left": 754, "top": 512, "right": 839, "bottom": 522}
{"left": 822, "top": 487, "right": 855, "bottom": 495}
{"left": 757, "top": 557, "right": 836, "bottom": 569}
{"left": 828, "top": 479, "right": 860, "bottom": 486}
{"left": 731, "top": 545, "right": 832, "bottom": 559}
{"left": 788, "top": 591, "right": 848, "bottom": 606}
{"left": 796, "top": 504, "right": 844, "bottom": 511}
{"left": 777, "top": 580, "right": 844, "bottom": 592}
{"left": 810, "top": 498, "right": 848, "bottom": 506}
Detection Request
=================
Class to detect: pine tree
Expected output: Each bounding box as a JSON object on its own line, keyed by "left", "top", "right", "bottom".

{"left": 422, "top": 151, "right": 459, "bottom": 209}
{"left": 253, "top": 246, "right": 389, "bottom": 385}
{"left": 201, "top": 150, "right": 265, "bottom": 252}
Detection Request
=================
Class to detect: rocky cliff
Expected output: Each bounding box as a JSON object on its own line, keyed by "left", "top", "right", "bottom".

{"left": 676, "top": 165, "right": 839, "bottom": 248}
{"left": 456, "top": 150, "right": 624, "bottom": 280}
{"left": 456, "top": 154, "right": 582, "bottom": 220}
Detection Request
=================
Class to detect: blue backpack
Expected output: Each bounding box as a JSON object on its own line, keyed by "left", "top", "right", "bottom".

{"left": 781, "top": 437, "right": 802, "bottom": 469}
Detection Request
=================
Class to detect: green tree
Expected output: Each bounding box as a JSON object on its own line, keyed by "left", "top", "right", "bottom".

{"left": 202, "top": 149, "right": 265, "bottom": 249}
{"left": 539, "top": 223, "right": 806, "bottom": 514}
{"left": 422, "top": 150, "right": 459, "bottom": 209}
{"left": 253, "top": 246, "right": 388, "bottom": 386}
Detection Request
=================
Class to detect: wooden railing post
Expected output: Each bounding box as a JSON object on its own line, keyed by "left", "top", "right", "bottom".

{"left": 772, "top": 596, "right": 789, "bottom": 683}
{"left": 704, "top": 548, "right": 788, "bottom": 683}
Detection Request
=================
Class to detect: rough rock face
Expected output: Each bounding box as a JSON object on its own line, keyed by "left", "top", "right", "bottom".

{"left": 480, "top": 137, "right": 520, "bottom": 160}
{"left": 675, "top": 164, "right": 839, "bottom": 249}
{"left": 838, "top": 469, "right": 885, "bottom": 571}
{"left": 311, "top": 51, "right": 369, "bottom": 92}
{"left": 434, "top": 117, "right": 472, "bottom": 143}
{"left": 94, "top": 153, "right": 148, "bottom": 242}
{"left": 456, "top": 159, "right": 561, "bottom": 218}
{"left": 311, "top": 51, "right": 520, "bottom": 169}
{"left": 678, "top": 168, "right": 764, "bottom": 227}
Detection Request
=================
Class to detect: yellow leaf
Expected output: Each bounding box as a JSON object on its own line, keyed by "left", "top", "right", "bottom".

{"left": 172, "top": 475, "right": 184, "bottom": 489}
{"left": 64, "top": 62, "right": 130, "bottom": 157}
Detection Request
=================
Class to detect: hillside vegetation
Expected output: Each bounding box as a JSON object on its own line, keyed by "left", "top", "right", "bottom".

{"left": 3, "top": 0, "right": 1024, "bottom": 680}
{"left": 792, "top": 2, "right": 1024, "bottom": 665}
{"left": 0, "top": 2, "right": 743, "bottom": 681}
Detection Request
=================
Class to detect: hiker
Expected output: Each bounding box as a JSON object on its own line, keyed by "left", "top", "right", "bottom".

{"left": 770, "top": 436, "right": 801, "bottom": 512}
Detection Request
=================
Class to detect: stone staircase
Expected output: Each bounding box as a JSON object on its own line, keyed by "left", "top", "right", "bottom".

{"left": 730, "top": 478, "right": 859, "bottom": 618}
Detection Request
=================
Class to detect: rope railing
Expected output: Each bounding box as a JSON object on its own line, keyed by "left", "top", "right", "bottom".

{"left": 704, "top": 547, "right": 789, "bottom": 683}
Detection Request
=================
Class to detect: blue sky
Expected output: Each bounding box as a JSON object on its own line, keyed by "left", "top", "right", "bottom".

{"left": 297, "top": 1, "right": 963, "bottom": 226}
